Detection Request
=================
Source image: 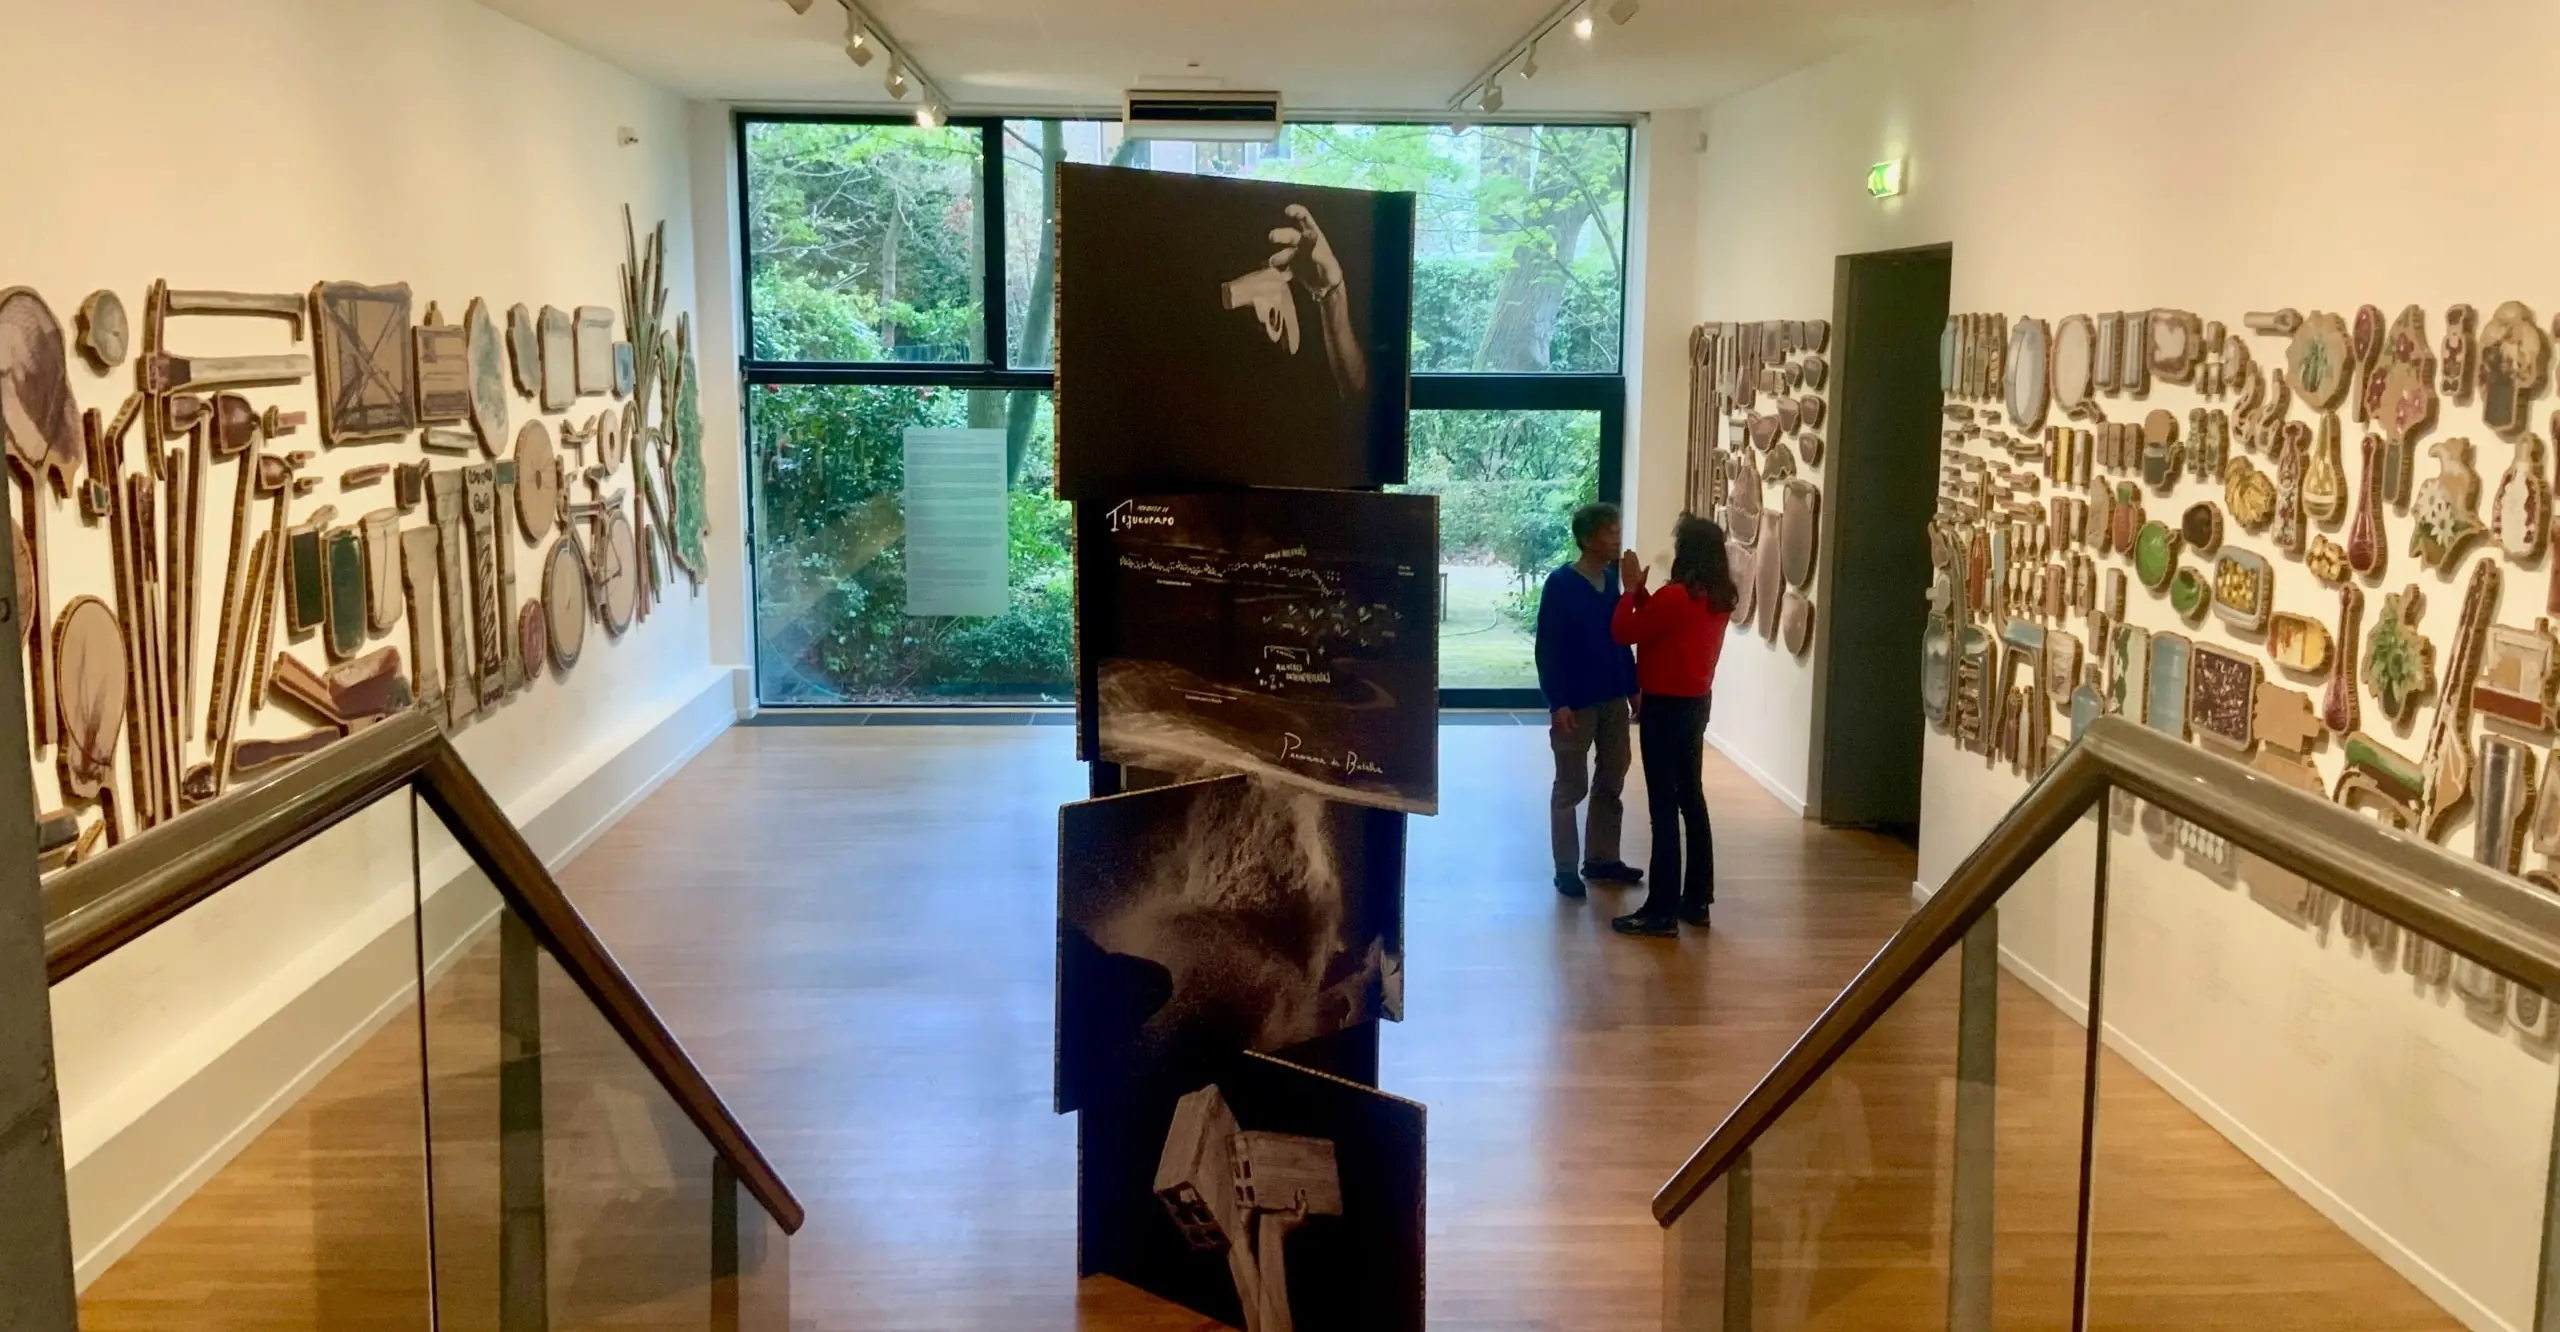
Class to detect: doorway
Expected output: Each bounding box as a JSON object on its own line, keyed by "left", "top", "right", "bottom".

{"left": 1808, "top": 244, "right": 1952, "bottom": 838}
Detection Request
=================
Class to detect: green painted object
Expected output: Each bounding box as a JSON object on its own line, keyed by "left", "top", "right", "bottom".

{"left": 670, "top": 316, "right": 708, "bottom": 583}
{"left": 325, "top": 528, "right": 367, "bottom": 659}
{"left": 2134, "top": 520, "right": 2179, "bottom": 590}
{"left": 2168, "top": 566, "right": 2210, "bottom": 620}
{"left": 2344, "top": 732, "right": 2423, "bottom": 800}
{"left": 287, "top": 527, "right": 327, "bottom": 633}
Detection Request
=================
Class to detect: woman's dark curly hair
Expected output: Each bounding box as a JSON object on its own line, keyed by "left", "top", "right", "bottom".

{"left": 1670, "top": 512, "right": 1739, "bottom": 613}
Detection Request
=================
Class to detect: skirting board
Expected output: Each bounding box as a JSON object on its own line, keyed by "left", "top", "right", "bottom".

{"left": 1996, "top": 944, "right": 2510, "bottom": 1332}
{"left": 65, "top": 666, "right": 741, "bottom": 1288}
{"left": 1704, "top": 723, "right": 1809, "bottom": 816}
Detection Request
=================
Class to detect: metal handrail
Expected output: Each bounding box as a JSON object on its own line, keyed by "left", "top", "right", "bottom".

{"left": 1653, "top": 715, "right": 2560, "bottom": 1226}
{"left": 42, "top": 710, "right": 806, "bottom": 1235}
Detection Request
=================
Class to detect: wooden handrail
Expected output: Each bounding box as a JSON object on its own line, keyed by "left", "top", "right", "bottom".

{"left": 1652, "top": 715, "right": 2560, "bottom": 1226}
{"left": 43, "top": 710, "right": 805, "bottom": 1234}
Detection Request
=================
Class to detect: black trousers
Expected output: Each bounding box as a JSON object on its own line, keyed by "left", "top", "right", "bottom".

{"left": 1635, "top": 692, "right": 1715, "bottom": 918}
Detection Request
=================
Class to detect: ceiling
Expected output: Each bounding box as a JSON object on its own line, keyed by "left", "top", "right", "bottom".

{"left": 476, "top": 0, "right": 1956, "bottom": 114}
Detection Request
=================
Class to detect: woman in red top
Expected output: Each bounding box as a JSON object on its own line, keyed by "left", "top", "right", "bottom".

{"left": 1608, "top": 514, "right": 1738, "bottom": 937}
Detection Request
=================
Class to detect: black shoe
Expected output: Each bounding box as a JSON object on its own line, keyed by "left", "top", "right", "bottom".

{"left": 1611, "top": 912, "right": 1677, "bottom": 937}
{"left": 1581, "top": 859, "right": 1642, "bottom": 884}
{"left": 1554, "top": 870, "right": 1586, "bottom": 899}
{"left": 1679, "top": 903, "right": 1713, "bottom": 929}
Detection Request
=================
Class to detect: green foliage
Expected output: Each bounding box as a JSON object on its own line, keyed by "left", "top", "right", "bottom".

{"left": 743, "top": 118, "right": 1629, "bottom": 701}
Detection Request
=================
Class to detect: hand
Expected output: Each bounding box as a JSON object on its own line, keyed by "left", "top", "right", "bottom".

{"left": 1619, "top": 549, "right": 1649, "bottom": 593}
{"left": 1270, "top": 204, "right": 1348, "bottom": 301}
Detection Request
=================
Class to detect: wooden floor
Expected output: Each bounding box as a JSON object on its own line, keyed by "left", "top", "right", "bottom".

{"left": 70, "top": 719, "right": 2467, "bottom": 1331}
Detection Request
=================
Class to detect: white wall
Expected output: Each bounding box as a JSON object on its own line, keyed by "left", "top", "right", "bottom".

{"left": 0, "top": 0, "right": 738, "bottom": 1283}
{"left": 1687, "top": 1, "right": 2560, "bottom": 1327}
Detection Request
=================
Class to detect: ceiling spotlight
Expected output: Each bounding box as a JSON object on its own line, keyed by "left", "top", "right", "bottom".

{"left": 916, "top": 103, "right": 944, "bottom": 128}
{"left": 1573, "top": 9, "right": 1594, "bottom": 39}
{"left": 844, "top": 20, "right": 873, "bottom": 66}
{"left": 1479, "top": 82, "right": 1504, "bottom": 113}
{"left": 886, "top": 61, "right": 909, "bottom": 100}
{"left": 784, "top": 0, "right": 814, "bottom": 13}
{"left": 1608, "top": 0, "right": 1638, "bottom": 23}
{"left": 1520, "top": 41, "right": 1539, "bottom": 79}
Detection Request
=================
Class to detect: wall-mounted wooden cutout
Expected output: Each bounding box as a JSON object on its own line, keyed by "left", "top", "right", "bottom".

{"left": 1774, "top": 397, "right": 1800, "bottom": 435}
{"left": 2179, "top": 501, "right": 2222, "bottom": 554}
{"left": 462, "top": 464, "right": 504, "bottom": 702}
{"left": 2287, "top": 312, "right": 2354, "bottom": 413}
{"left": 2272, "top": 423, "right": 2308, "bottom": 554}
{"left": 2534, "top": 751, "right": 2560, "bottom": 858}
{"left": 283, "top": 505, "right": 336, "bottom": 636}
{"left": 360, "top": 509, "right": 401, "bottom": 636}
{"left": 2043, "top": 629, "right": 2082, "bottom": 709}
{"left": 2442, "top": 304, "right": 2477, "bottom": 403}
{"left": 2410, "top": 436, "right": 2487, "bottom": 570}
{"left": 1761, "top": 441, "right": 1796, "bottom": 484}
{"left": 463, "top": 298, "right": 510, "bottom": 457}
{"left": 612, "top": 342, "right": 637, "bottom": 398}
{"left": 339, "top": 463, "right": 389, "bottom": 489}
{"left": 2496, "top": 431, "right": 2551, "bottom": 560}
{"left": 515, "top": 420, "right": 561, "bottom": 542}
{"left": 2052, "top": 314, "right": 2095, "bottom": 417}
{"left": 2418, "top": 559, "right": 2500, "bottom": 840}
{"left": 2479, "top": 301, "right": 2548, "bottom": 438}
{"left": 2304, "top": 413, "right": 2346, "bottom": 524}
{"left": 399, "top": 526, "right": 445, "bottom": 716}
{"left": 411, "top": 315, "right": 471, "bottom": 424}
{"left": 2476, "top": 735, "right": 2535, "bottom": 874}
{"left": 1798, "top": 395, "right": 1826, "bottom": 433}
{"left": 2133, "top": 519, "right": 2180, "bottom": 591}
{"left": 2147, "top": 632, "right": 2190, "bottom": 738}
{"left": 426, "top": 472, "right": 476, "bottom": 727}
{"left": 1939, "top": 318, "right": 1959, "bottom": 394}
{"left": 2188, "top": 643, "right": 2259, "bottom": 751}
{"left": 1803, "top": 356, "right": 1828, "bottom": 391}
{"left": 2367, "top": 583, "right": 2435, "bottom": 727}
{"left": 1728, "top": 539, "right": 1758, "bottom": 627}
{"left": 272, "top": 646, "right": 411, "bottom": 731}
{"left": 1922, "top": 615, "right": 1953, "bottom": 727}
{"left": 2350, "top": 304, "right": 2383, "bottom": 424}
{"left": 2168, "top": 566, "right": 2209, "bottom": 622}
{"left": 538, "top": 305, "right": 576, "bottom": 412}
{"left": 53, "top": 595, "right": 125, "bottom": 843}
{"left": 2120, "top": 309, "right": 2149, "bottom": 396}
{"left": 2006, "top": 316, "right": 2050, "bottom": 432}
{"left": 506, "top": 303, "right": 541, "bottom": 398}
{"left": 2369, "top": 305, "right": 2436, "bottom": 449}
{"left": 2095, "top": 312, "right": 2123, "bottom": 395}
{"left": 75, "top": 290, "right": 128, "bottom": 372}
{"left": 233, "top": 727, "right": 337, "bottom": 777}
{"left": 493, "top": 461, "right": 523, "bottom": 694}
{"left": 573, "top": 306, "right": 616, "bottom": 397}
{"left": 2111, "top": 481, "right": 2144, "bottom": 553}
{"left": 2148, "top": 309, "right": 2200, "bottom": 383}
{"left": 311, "top": 282, "right": 417, "bottom": 444}
{"left": 2475, "top": 619, "right": 2558, "bottom": 731}
{"left": 323, "top": 526, "right": 367, "bottom": 660}
{"left": 2347, "top": 433, "right": 2386, "bottom": 578}
{"left": 2243, "top": 309, "right": 2302, "bottom": 337}
{"left": 1779, "top": 591, "right": 1813, "bottom": 657}
{"left": 2268, "top": 612, "right": 2332, "bottom": 678}
{"left": 544, "top": 537, "right": 589, "bottom": 671}
{"left": 2257, "top": 680, "right": 2322, "bottom": 758}
{"left": 1753, "top": 507, "right": 1786, "bottom": 640}
{"left": 2212, "top": 548, "right": 2272, "bottom": 634}
{"left": 2109, "top": 621, "right": 2150, "bottom": 723}
{"left": 2222, "top": 455, "right": 2273, "bottom": 532}
{"left": 1726, "top": 449, "right": 1763, "bottom": 545}
{"left": 1806, "top": 319, "right": 1830, "bottom": 353}
{"left": 1781, "top": 481, "right": 1819, "bottom": 587}
{"left": 2323, "top": 584, "right": 2363, "bottom": 734}
{"left": 2307, "top": 535, "right": 2350, "bottom": 585}
{"left": 2338, "top": 732, "right": 2423, "bottom": 825}
{"left": 518, "top": 598, "right": 547, "bottom": 683}
{"left": 2139, "top": 409, "right": 2181, "bottom": 490}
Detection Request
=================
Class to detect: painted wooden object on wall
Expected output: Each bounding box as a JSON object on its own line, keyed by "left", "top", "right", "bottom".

{"left": 2372, "top": 305, "right": 2435, "bottom": 447}
{"left": 2120, "top": 308, "right": 2149, "bottom": 396}
{"left": 2147, "top": 631, "right": 2191, "bottom": 739}
{"left": 411, "top": 314, "right": 472, "bottom": 424}
{"left": 507, "top": 303, "right": 541, "bottom": 398}
{"left": 1728, "top": 539, "right": 1757, "bottom": 627}
{"left": 2188, "top": 642, "right": 2259, "bottom": 751}
{"left": 2095, "top": 312, "right": 2122, "bottom": 395}
{"left": 2272, "top": 423, "right": 2307, "bottom": 554}
{"left": 2007, "top": 316, "right": 2050, "bottom": 432}
{"left": 400, "top": 525, "right": 445, "bottom": 716}
{"left": 2043, "top": 629, "right": 2081, "bottom": 710}
{"left": 426, "top": 470, "right": 476, "bottom": 726}
{"left": 463, "top": 463, "right": 504, "bottom": 701}
{"left": 2324, "top": 584, "right": 2363, "bottom": 734}
{"left": 2474, "top": 620, "right": 2558, "bottom": 731}
{"left": 323, "top": 525, "right": 367, "bottom": 660}
{"left": 2476, "top": 735, "right": 2535, "bottom": 875}
{"left": 2409, "top": 436, "right": 2487, "bottom": 570}
{"left": 233, "top": 728, "right": 336, "bottom": 777}
{"left": 573, "top": 305, "right": 616, "bottom": 396}
{"left": 2348, "top": 433, "right": 2386, "bottom": 578}
{"left": 311, "top": 281, "right": 417, "bottom": 444}
{"left": 544, "top": 536, "right": 589, "bottom": 671}
{"left": 518, "top": 600, "right": 547, "bottom": 682}
{"left": 360, "top": 508, "right": 401, "bottom": 636}
{"left": 2303, "top": 413, "right": 2346, "bottom": 524}
{"left": 2478, "top": 301, "right": 2548, "bottom": 438}
{"left": 2168, "top": 566, "right": 2209, "bottom": 622}
{"left": 2534, "top": 751, "right": 2560, "bottom": 859}
{"left": 2211, "top": 547, "right": 2272, "bottom": 634}
{"left": 2418, "top": 559, "right": 2500, "bottom": 840}
{"left": 2149, "top": 309, "right": 2201, "bottom": 384}
{"left": 53, "top": 595, "right": 124, "bottom": 843}
{"left": 2366, "top": 583, "right": 2435, "bottom": 728}
{"left": 2052, "top": 314, "right": 2095, "bottom": 417}
{"left": 1780, "top": 591, "right": 1813, "bottom": 657}
{"left": 2179, "top": 502, "right": 2222, "bottom": 554}
{"left": 1726, "top": 449, "right": 1762, "bottom": 544}
{"left": 2350, "top": 304, "right": 2383, "bottom": 424}
{"left": 493, "top": 462, "right": 523, "bottom": 694}
{"left": 1753, "top": 507, "right": 1786, "bottom": 641}
{"left": 2109, "top": 621, "right": 2149, "bottom": 724}
{"left": 2288, "top": 311, "right": 2354, "bottom": 413}
{"left": 538, "top": 305, "right": 576, "bottom": 412}
{"left": 612, "top": 342, "right": 637, "bottom": 398}
{"left": 2133, "top": 519, "right": 2179, "bottom": 591}
{"left": 2494, "top": 430, "right": 2550, "bottom": 560}
{"left": 1782, "top": 480, "right": 1819, "bottom": 588}
{"left": 464, "top": 298, "right": 510, "bottom": 456}
{"left": 76, "top": 290, "right": 128, "bottom": 372}
{"left": 1922, "top": 615, "right": 1953, "bottom": 726}
{"left": 2268, "top": 612, "right": 2332, "bottom": 677}
{"left": 2223, "top": 456, "right": 2277, "bottom": 531}
{"left": 283, "top": 505, "right": 334, "bottom": 635}
{"left": 2442, "top": 304, "right": 2477, "bottom": 403}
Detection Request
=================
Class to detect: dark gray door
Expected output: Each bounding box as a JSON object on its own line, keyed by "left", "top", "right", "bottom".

{"left": 1812, "top": 245, "right": 1952, "bottom": 835}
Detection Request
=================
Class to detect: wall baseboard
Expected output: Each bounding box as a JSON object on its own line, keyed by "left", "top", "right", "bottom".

{"left": 1704, "top": 724, "right": 1809, "bottom": 816}
{"left": 1995, "top": 945, "right": 2511, "bottom": 1332}
{"left": 66, "top": 668, "right": 738, "bottom": 1289}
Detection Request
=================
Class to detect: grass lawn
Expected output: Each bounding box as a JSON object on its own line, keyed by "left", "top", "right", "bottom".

{"left": 1438, "top": 562, "right": 1536, "bottom": 690}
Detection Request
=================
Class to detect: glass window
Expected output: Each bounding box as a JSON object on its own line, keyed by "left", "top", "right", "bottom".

{"left": 748, "top": 385, "right": 1072, "bottom": 703}
{"left": 1398, "top": 409, "right": 1603, "bottom": 691}
{"left": 1005, "top": 121, "right": 1629, "bottom": 375}
{"left": 743, "top": 121, "right": 986, "bottom": 364}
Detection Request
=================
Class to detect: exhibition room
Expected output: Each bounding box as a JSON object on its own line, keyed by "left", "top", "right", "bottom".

{"left": 4, "top": 1, "right": 2559, "bottom": 1330}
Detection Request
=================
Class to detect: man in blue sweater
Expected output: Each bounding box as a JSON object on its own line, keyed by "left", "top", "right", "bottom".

{"left": 1537, "top": 502, "right": 1642, "bottom": 898}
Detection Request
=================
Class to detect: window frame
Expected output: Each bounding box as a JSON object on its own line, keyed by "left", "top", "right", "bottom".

{"left": 734, "top": 110, "right": 1632, "bottom": 710}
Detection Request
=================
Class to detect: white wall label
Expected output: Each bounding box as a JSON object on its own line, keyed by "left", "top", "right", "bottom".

{"left": 901, "top": 427, "right": 1009, "bottom": 617}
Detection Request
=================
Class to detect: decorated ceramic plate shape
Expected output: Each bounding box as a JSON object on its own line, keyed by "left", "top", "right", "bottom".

{"left": 2007, "top": 316, "right": 2051, "bottom": 432}
{"left": 2288, "top": 311, "right": 2355, "bottom": 412}
{"left": 2133, "top": 519, "right": 2181, "bottom": 590}
{"left": 2052, "top": 314, "right": 2096, "bottom": 416}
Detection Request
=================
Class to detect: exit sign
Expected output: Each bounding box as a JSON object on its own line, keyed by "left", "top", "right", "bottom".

{"left": 1867, "top": 159, "right": 1906, "bottom": 198}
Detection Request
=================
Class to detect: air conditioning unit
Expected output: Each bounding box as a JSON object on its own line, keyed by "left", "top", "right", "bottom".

{"left": 1122, "top": 89, "right": 1284, "bottom": 143}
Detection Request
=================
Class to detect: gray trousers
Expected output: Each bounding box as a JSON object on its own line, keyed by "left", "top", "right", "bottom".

{"left": 1550, "top": 697, "right": 1632, "bottom": 871}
